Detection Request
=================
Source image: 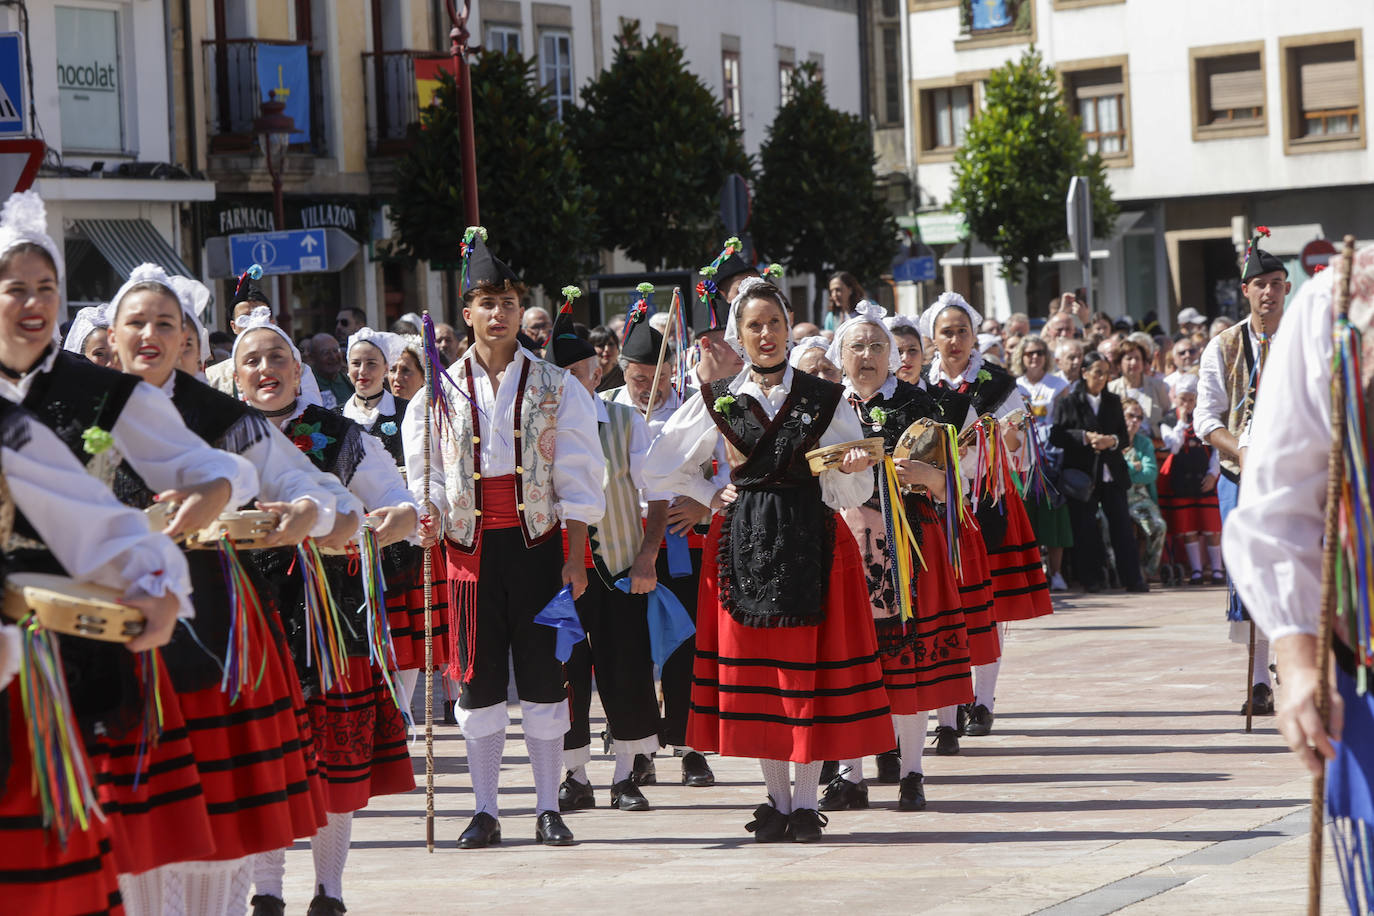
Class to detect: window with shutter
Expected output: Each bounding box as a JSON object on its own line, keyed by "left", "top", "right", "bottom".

{"left": 1069, "top": 67, "right": 1128, "bottom": 155}
{"left": 1203, "top": 53, "right": 1264, "bottom": 123}
{"left": 1297, "top": 43, "right": 1360, "bottom": 136}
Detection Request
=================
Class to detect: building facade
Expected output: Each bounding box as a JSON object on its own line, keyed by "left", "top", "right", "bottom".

{"left": 905, "top": 0, "right": 1372, "bottom": 326}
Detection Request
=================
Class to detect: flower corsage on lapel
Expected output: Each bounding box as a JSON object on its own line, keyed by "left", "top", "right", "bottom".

{"left": 291, "top": 420, "right": 335, "bottom": 461}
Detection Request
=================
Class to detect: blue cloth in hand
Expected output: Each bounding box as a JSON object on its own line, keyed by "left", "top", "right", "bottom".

{"left": 533, "top": 584, "right": 585, "bottom": 663}
{"left": 614, "top": 578, "right": 696, "bottom": 668}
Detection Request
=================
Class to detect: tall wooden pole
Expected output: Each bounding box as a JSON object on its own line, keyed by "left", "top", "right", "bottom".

{"left": 422, "top": 309, "right": 436, "bottom": 853}
{"left": 1310, "top": 234, "right": 1358, "bottom": 913}
{"left": 644, "top": 289, "right": 681, "bottom": 421}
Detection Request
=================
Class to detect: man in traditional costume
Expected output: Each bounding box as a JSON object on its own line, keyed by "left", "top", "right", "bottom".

{"left": 1198, "top": 231, "right": 1290, "bottom": 716}
{"left": 403, "top": 230, "right": 605, "bottom": 848}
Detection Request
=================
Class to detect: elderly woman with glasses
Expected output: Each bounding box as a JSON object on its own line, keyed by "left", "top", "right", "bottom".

{"left": 1014, "top": 335, "right": 1072, "bottom": 591}
{"left": 1108, "top": 336, "right": 1171, "bottom": 434}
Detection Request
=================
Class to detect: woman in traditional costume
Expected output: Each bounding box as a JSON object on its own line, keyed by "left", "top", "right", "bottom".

{"left": 339, "top": 327, "right": 449, "bottom": 716}
{"left": 922, "top": 293, "right": 1052, "bottom": 740}
{"left": 235, "top": 309, "right": 417, "bottom": 916}
{"left": 105, "top": 266, "right": 349, "bottom": 916}
{"left": 62, "top": 304, "right": 111, "bottom": 366}
{"left": 819, "top": 303, "right": 973, "bottom": 813}
{"left": 644, "top": 278, "right": 893, "bottom": 843}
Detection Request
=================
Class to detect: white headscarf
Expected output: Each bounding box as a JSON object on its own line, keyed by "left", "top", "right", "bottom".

{"left": 827, "top": 300, "right": 900, "bottom": 372}
{"left": 978, "top": 333, "right": 1003, "bottom": 354}
{"left": 166, "top": 275, "right": 212, "bottom": 359}
{"left": 347, "top": 327, "right": 405, "bottom": 367}
{"left": 231, "top": 305, "right": 301, "bottom": 365}
{"left": 917, "top": 291, "right": 981, "bottom": 340}
{"left": 109, "top": 263, "right": 194, "bottom": 324}
{"left": 62, "top": 305, "right": 109, "bottom": 354}
{"left": 884, "top": 313, "right": 920, "bottom": 337}
{"left": 788, "top": 335, "right": 829, "bottom": 369}
{"left": 0, "top": 190, "right": 63, "bottom": 283}
{"left": 723, "top": 276, "right": 793, "bottom": 360}
{"left": 1170, "top": 371, "right": 1199, "bottom": 397}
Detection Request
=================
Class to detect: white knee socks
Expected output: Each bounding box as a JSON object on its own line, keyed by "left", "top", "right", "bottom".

{"left": 839, "top": 757, "right": 864, "bottom": 782}
{"left": 760, "top": 758, "right": 792, "bottom": 814}
{"left": 974, "top": 659, "right": 1001, "bottom": 710}
{"left": 118, "top": 867, "right": 164, "bottom": 916}
{"left": 310, "top": 811, "right": 353, "bottom": 901}
{"left": 1254, "top": 634, "right": 1272, "bottom": 687}
{"left": 176, "top": 859, "right": 241, "bottom": 916}
{"left": 465, "top": 731, "right": 505, "bottom": 817}
{"left": 791, "top": 761, "right": 821, "bottom": 811}
{"left": 526, "top": 735, "right": 564, "bottom": 815}
{"left": 612, "top": 750, "right": 634, "bottom": 785}
{"left": 1184, "top": 540, "right": 1203, "bottom": 573}
{"left": 228, "top": 857, "right": 251, "bottom": 916}
{"left": 937, "top": 705, "right": 958, "bottom": 729}
{"left": 1207, "top": 544, "right": 1224, "bottom": 573}
{"left": 251, "top": 848, "right": 285, "bottom": 901}
{"left": 896, "top": 711, "right": 930, "bottom": 776}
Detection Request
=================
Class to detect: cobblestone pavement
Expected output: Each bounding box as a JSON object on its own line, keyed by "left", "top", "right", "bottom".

{"left": 279, "top": 585, "right": 1344, "bottom": 914}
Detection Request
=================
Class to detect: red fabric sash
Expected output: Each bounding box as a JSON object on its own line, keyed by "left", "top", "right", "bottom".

{"left": 444, "top": 476, "right": 521, "bottom": 682}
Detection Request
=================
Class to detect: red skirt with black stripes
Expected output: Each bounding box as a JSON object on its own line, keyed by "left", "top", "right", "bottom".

{"left": 93, "top": 652, "right": 216, "bottom": 875}
{"left": 955, "top": 513, "right": 1001, "bottom": 666}
{"left": 983, "top": 481, "right": 1053, "bottom": 622}
{"left": 384, "top": 545, "right": 451, "bottom": 671}
{"left": 173, "top": 603, "right": 328, "bottom": 861}
{"left": 840, "top": 501, "right": 973, "bottom": 715}
{"left": 0, "top": 687, "right": 125, "bottom": 916}
{"left": 1157, "top": 477, "right": 1222, "bottom": 536}
{"left": 687, "top": 515, "right": 894, "bottom": 764}
{"left": 306, "top": 657, "right": 415, "bottom": 813}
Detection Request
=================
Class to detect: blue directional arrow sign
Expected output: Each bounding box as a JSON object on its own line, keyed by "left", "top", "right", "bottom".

{"left": 0, "top": 33, "right": 27, "bottom": 138}
{"left": 228, "top": 229, "right": 328, "bottom": 276}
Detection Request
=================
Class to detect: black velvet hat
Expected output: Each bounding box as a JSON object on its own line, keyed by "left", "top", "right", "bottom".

{"left": 233, "top": 282, "right": 270, "bottom": 307}
{"left": 1241, "top": 227, "right": 1288, "bottom": 281}
{"left": 620, "top": 321, "right": 663, "bottom": 366}
{"left": 548, "top": 285, "right": 595, "bottom": 368}
{"left": 461, "top": 226, "right": 521, "bottom": 293}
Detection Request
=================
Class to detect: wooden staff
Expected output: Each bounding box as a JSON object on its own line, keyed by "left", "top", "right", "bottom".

{"left": 422, "top": 309, "right": 436, "bottom": 854}
{"left": 644, "top": 288, "right": 682, "bottom": 421}
{"left": 1311, "top": 234, "right": 1358, "bottom": 914}
{"left": 1245, "top": 621, "right": 1256, "bottom": 733}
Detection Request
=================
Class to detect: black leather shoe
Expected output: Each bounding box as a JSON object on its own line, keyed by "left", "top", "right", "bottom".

{"left": 1244, "top": 683, "right": 1276, "bottom": 716}
{"left": 964, "top": 704, "right": 994, "bottom": 737}
{"left": 457, "top": 812, "right": 501, "bottom": 848}
{"left": 744, "top": 802, "right": 790, "bottom": 842}
{"left": 898, "top": 772, "right": 927, "bottom": 811}
{"left": 955, "top": 703, "right": 970, "bottom": 736}
{"left": 1125, "top": 581, "right": 1150, "bottom": 593}
{"left": 681, "top": 751, "right": 715, "bottom": 787}
{"left": 875, "top": 748, "right": 901, "bottom": 784}
{"left": 306, "top": 885, "right": 346, "bottom": 916}
{"left": 250, "top": 895, "right": 285, "bottom": 916}
{"left": 442, "top": 700, "right": 458, "bottom": 726}
{"left": 818, "top": 760, "right": 839, "bottom": 785}
{"left": 934, "top": 725, "right": 960, "bottom": 756}
{"left": 558, "top": 772, "right": 595, "bottom": 812}
{"left": 818, "top": 776, "right": 869, "bottom": 811}
{"left": 535, "top": 810, "right": 575, "bottom": 846}
{"left": 788, "top": 808, "right": 828, "bottom": 843}
{"left": 610, "top": 777, "right": 650, "bottom": 811}
{"left": 632, "top": 753, "right": 657, "bottom": 786}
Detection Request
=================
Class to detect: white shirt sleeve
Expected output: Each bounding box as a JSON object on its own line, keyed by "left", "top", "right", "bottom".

{"left": 552, "top": 377, "right": 607, "bottom": 526}
{"left": 240, "top": 424, "right": 339, "bottom": 537}
{"left": 347, "top": 429, "right": 419, "bottom": 516}
{"left": 818, "top": 401, "right": 876, "bottom": 511}
{"left": 402, "top": 389, "right": 448, "bottom": 526}
{"left": 644, "top": 395, "right": 725, "bottom": 509}
{"left": 112, "top": 382, "right": 258, "bottom": 505}
{"left": 626, "top": 409, "right": 671, "bottom": 503}
{"left": 1222, "top": 271, "right": 1333, "bottom": 641}
{"left": 1195, "top": 337, "right": 1230, "bottom": 441}
{"left": 1161, "top": 423, "right": 1184, "bottom": 453}
{"left": 0, "top": 625, "right": 18, "bottom": 692}
{"left": 5, "top": 418, "right": 194, "bottom": 617}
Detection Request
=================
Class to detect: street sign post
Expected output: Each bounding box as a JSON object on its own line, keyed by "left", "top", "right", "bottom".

{"left": 1301, "top": 238, "right": 1338, "bottom": 277}
{"left": 1066, "top": 176, "right": 1093, "bottom": 310}
{"left": 0, "top": 138, "right": 43, "bottom": 194}
{"left": 893, "top": 256, "right": 936, "bottom": 283}
{"left": 0, "top": 33, "right": 26, "bottom": 138}
{"left": 719, "top": 173, "right": 750, "bottom": 237}
{"left": 229, "top": 229, "right": 328, "bottom": 276}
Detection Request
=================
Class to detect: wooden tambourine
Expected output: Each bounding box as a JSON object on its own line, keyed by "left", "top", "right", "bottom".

{"left": 2, "top": 572, "right": 145, "bottom": 643}
{"left": 893, "top": 418, "right": 951, "bottom": 495}
{"left": 957, "top": 409, "right": 1028, "bottom": 446}
{"left": 189, "top": 509, "right": 280, "bottom": 549}
{"left": 804, "top": 437, "right": 885, "bottom": 476}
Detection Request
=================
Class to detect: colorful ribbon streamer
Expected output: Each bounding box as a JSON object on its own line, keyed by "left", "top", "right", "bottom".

{"left": 358, "top": 525, "right": 401, "bottom": 708}
{"left": 879, "top": 455, "right": 924, "bottom": 625}
{"left": 218, "top": 537, "right": 269, "bottom": 704}
{"left": 296, "top": 538, "right": 350, "bottom": 693}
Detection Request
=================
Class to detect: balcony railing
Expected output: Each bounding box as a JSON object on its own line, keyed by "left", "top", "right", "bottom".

{"left": 363, "top": 50, "right": 452, "bottom": 155}
{"left": 204, "top": 39, "right": 328, "bottom": 156}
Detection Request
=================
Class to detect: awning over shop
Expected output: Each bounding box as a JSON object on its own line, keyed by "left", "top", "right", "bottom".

{"left": 71, "top": 218, "right": 192, "bottom": 279}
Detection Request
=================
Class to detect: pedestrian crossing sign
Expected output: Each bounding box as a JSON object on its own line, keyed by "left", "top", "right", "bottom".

{"left": 0, "top": 33, "right": 24, "bottom": 138}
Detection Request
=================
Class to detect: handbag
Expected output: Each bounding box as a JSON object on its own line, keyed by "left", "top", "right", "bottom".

{"left": 1058, "top": 463, "right": 1097, "bottom": 503}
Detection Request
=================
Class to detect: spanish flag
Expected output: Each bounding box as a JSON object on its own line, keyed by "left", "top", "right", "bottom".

{"left": 414, "top": 57, "right": 459, "bottom": 110}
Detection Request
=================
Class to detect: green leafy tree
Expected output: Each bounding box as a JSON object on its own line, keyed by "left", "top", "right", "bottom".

{"left": 568, "top": 20, "right": 749, "bottom": 270}
{"left": 951, "top": 48, "right": 1118, "bottom": 315}
{"left": 752, "top": 63, "right": 898, "bottom": 316}
{"left": 391, "top": 51, "right": 598, "bottom": 299}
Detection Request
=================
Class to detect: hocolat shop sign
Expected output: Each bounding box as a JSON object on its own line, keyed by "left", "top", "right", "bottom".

{"left": 55, "top": 6, "right": 124, "bottom": 153}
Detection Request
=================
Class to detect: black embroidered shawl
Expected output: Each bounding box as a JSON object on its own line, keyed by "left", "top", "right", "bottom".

{"left": 703, "top": 371, "right": 841, "bottom": 628}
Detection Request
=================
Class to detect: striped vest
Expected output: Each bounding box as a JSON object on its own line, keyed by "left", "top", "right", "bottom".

{"left": 1212, "top": 321, "right": 1259, "bottom": 479}
{"left": 590, "top": 400, "right": 645, "bottom": 581}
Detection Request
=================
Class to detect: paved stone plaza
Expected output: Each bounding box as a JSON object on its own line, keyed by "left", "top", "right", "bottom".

{"left": 280, "top": 586, "right": 1343, "bottom": 914}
